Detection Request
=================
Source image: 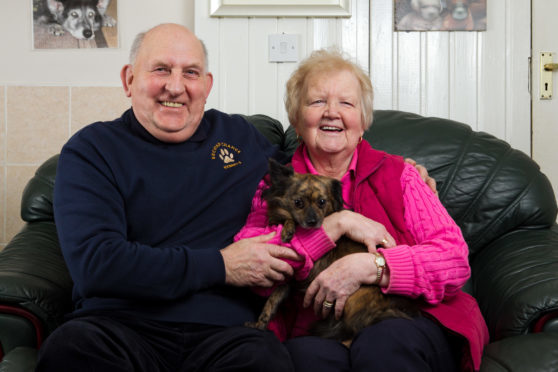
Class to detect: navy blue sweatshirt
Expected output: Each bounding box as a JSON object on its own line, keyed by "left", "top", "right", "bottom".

{"left": 54, "top": 108, "right": 281, "bottom": 326}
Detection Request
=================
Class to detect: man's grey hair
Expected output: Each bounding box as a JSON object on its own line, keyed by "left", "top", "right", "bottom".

{"left": 128, "top": 30, "right": 209, "bottom": 71}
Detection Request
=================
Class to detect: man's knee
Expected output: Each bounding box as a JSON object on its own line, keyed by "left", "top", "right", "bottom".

{"left": 36, "top": 317, "right": 139, "bottom": 372}
{"left": 36, "top": 319, "right": 98, "bottom": 370}
{"left": 249, "top": 330, "right": 293, "bottom": 371}
{"left": 190, "top": 327, "right": 293, "bottom": 371}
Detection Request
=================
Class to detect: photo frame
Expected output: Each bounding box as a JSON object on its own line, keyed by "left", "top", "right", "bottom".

{"left": 32, "top": 0, "right": 119, "bottom": 49}
{"left": 209, "top": 0, "right": 352, "bottom": 18}
{"left": 394, "top": 0, "right": 487, "bottom": 31}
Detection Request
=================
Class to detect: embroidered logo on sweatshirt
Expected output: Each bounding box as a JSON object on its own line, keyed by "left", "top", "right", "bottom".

{"left": 211, "top": 142, "right": 242, "bottom": 169}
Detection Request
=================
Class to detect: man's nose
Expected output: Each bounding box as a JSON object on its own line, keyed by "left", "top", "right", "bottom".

{"left": 165, "top": 72, "right": 186, "bottom": 95}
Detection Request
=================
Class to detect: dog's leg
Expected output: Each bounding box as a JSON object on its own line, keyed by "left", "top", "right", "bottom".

{"left": 102, "top": 15, "right": 117, "bottom": 27}
{"left": 97, "top": 0, "right": 116, "bottom": 27}
{"left": 47, "top": 23, "right": 65, "bottom": 36}
{"left": 281, "top": 219, "right": 296, "bottom": 243}
{"left": 245, "top": 284, "right": 291, "bottom": 330}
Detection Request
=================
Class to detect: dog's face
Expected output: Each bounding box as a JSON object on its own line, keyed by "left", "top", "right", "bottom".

{"left": 263, "top": 159, "right": 344, "bottom": 230}
{"left": 446, "top": 0, "right": 471, "bottom": 21}
{"left": 46, "top": 0, "right": 111, "bottom": 40}
{"left": 411, "top": 0, "right": 443, "bottom": 21}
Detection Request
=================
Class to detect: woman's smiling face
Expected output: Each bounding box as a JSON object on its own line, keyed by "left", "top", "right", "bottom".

{"left": 298, "top": 69, "right": 365, "bottom": 160}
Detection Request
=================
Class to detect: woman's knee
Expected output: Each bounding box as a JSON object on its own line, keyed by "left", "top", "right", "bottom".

{"left": 350, "top": 317, "right": 457, "bottom": 372}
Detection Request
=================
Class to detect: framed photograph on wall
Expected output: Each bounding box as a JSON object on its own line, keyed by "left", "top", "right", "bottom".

{"left": 209, "top": 0, "right": 352, "bottom": 17}
{"left": 32, "top": 0, "right": 119, "bottom": 49}
{"left": 394, "top": 0, "right": 487, "bottom": 31}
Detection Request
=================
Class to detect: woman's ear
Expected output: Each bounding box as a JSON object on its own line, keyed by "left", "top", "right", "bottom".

{"left": 120, "top": 64, "right": 133, "bottom": 98}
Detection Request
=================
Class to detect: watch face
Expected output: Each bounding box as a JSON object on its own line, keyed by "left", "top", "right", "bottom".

{"left": 376, "top": 255, "right": 386, "bottom": 266}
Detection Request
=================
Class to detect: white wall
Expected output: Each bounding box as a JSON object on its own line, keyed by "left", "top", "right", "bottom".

{"left": 196, "top": 0, "right": 370, "bottom": 128}
{"left": 372, "top": 0, "right": 531, "bottom": 155}
{"left": 0, "top": 0, "right": 195, "bottom": 86}
{"left": 197, "top": 0, "right": 531, "bottom": 156}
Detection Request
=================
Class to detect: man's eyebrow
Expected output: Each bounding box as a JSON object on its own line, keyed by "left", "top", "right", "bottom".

{"left": 149, "top": 59, "right": 204, "bottom": 70}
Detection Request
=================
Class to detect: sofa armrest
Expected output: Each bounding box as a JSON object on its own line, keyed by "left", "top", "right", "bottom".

{"left": 472, "top": 225, "right": 558, "bottom": 340}
{"left": 0, "top": 221, "right": 73, "bottom": 352}
{"left": 480, "top": 333, "right": 558, "bottom": 371}
{"left": 0, "top": 347, "right": 37, "bottom": 372}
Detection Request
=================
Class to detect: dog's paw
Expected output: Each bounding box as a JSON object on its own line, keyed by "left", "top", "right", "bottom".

{"left": 102, "top": 15, "right": 117, "bottom": 27}
{"left": 47, "top": 23, "right": 65, "bottom": 36}
{"left": 219, "top": 148, "right": 235, "bottom": 164}
{"left": 280, "top": 227, "right": 295, "bottom": 243}
{"left": 244, "top": 321, "right": 267, "bottom": 330}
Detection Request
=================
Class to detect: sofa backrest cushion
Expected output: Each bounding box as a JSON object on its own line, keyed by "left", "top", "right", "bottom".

{"left": 20, "top": 111, "right": 557, "bottom": 257}
{"left": 366, "top": 110, "right": 557, "bottom": 255}
{"left": 21, "top": 154, "right": 59, "bottom": 223}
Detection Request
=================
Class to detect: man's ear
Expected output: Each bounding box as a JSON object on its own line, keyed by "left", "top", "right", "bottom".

{"left": 120, "top": 64, "right": 133, "bottom": 98}
{"left": 204, "top": 72, "right": 214, "bottom": 101}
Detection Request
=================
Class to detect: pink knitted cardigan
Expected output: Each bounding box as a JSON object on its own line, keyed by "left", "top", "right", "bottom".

{"left": 234, "top": 142, "right": 488, "bottom": 371}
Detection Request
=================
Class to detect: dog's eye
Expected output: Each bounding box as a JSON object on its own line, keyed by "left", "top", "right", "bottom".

{"left": 70, "top": 11, "right": 78, "bottom": 18}
{"left": 88, "top": 11, "right": 95, "bottom": 18}
{"left": 294, "top": 199, "right": 304, "bottom": 209}
{"left": 318, "top": 199, "right": 327, "bottom": 208}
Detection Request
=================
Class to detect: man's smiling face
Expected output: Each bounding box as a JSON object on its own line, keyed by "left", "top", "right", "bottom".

{"left": 121, "top": 24, "right": 213, "bottom": 143}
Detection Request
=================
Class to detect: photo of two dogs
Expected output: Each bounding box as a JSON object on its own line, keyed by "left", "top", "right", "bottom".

{"left": 33, "top": 0, "right": 117, "bottom": 49}
{"left": 395, "top": 0, "right": 487, "bottom": 31}
{"left": 247, "top": 159, "right": 418, "bottom": 345}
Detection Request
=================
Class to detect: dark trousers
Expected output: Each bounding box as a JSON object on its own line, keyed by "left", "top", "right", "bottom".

{"left": 36, "top": 312, "right": 293, "bottom": 372}
{"left": 285, "top": 317, "right": 459, "bottom": 372}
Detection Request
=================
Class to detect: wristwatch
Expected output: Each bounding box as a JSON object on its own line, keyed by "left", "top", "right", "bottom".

{"left": 373, "top": 252, "right": 386, "bottom": 285}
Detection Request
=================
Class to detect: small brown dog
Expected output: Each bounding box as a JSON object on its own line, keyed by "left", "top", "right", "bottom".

{"left": 247, "top": 159, "right": 419, "bottom": 343}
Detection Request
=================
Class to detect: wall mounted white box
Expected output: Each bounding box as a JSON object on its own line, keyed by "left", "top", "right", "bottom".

{"left": 269, "top": 34, "right": 298, "bottom": 63}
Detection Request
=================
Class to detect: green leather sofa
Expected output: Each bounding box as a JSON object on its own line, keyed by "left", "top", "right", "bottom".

{"left": 1, "top": 110, "right": 558, "bottom": 371}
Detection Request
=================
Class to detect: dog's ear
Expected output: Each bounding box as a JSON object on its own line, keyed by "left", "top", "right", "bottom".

{"left": 330, "top": 179, "right": 344, "bottom": 212}
{"left": 267, "top": 158, "right": 294, "bottom": 185}
{"left": 46, "top": 0, "right": 64, "bottom": 16}
{"left": 97, "top": 0, "right": 111, "bottom": 14}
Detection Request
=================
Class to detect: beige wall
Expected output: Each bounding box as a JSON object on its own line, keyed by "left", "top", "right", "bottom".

{"left": 0, "top": 0, "right": 195, "bottom": 248}
{"left": 0, "top": 87, "right": 130, "bottom": 248}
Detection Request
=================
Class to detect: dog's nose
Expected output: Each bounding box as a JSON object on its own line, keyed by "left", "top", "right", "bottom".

{"left": 83, "top": 29, "right": 93, "bottom": 39}
{"left": 304, "top": 210, "right": 319, "bottom": 227}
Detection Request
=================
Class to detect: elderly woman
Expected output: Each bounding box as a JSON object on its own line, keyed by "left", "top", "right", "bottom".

{"left": 235, "top": 49, "right": 488, "bottom": 371}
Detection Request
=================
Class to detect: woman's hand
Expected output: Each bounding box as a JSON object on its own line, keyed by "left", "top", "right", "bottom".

{"left": 322, "top": 210, "right": 396, "bottom": 252}
{"left": 405, "top": 158, "right": 437, "bottom": 196}
{"left": 303, "top": 252, "right": 377, "bottom": 319}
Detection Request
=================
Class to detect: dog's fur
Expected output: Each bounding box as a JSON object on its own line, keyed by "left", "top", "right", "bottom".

{"left": 398, "top": 0, "right": 444, "bottom": 31}
{"left": 247, "top": 159, "right": 419, "bottom": 343}
{"left": 33, "top": 0, "right": 116, "bottom": 40}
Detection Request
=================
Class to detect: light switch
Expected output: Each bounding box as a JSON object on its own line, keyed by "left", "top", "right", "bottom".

{"left": 269, "top": 34, "right": 298, "bottom": 63}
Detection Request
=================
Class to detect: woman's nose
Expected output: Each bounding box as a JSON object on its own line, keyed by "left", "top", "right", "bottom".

{"left": 325, "top": 102, "right": 340, "bottom": 117}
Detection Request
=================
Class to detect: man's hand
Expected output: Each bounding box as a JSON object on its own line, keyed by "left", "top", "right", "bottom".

{"left": 220, "top": 233, "right": 301, "bottom": 287}
{"left": 405, "top": 158, "right": 438, "bottom": 196}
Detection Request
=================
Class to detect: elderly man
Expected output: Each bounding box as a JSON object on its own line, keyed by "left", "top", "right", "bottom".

{"left": 36, "top": 23, "right": 297, "bottom": 371}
